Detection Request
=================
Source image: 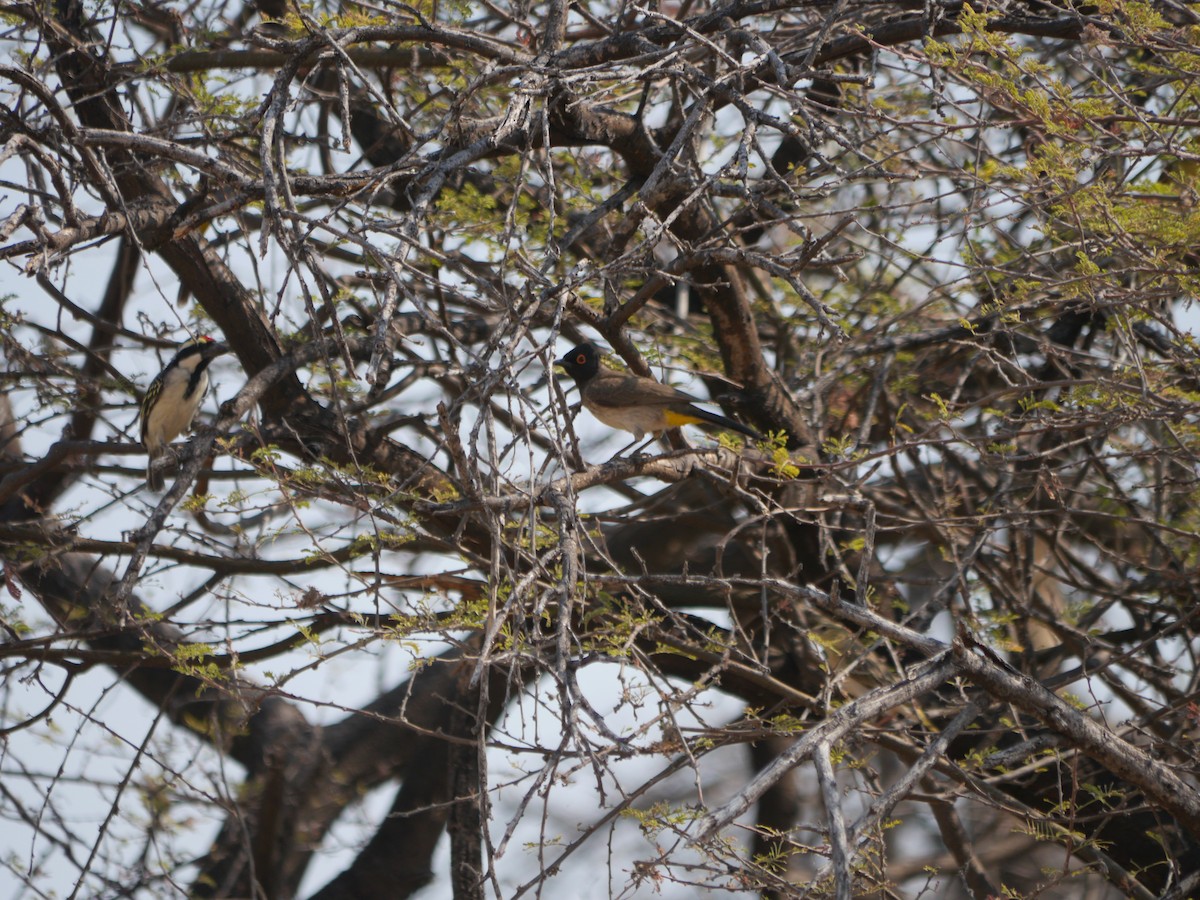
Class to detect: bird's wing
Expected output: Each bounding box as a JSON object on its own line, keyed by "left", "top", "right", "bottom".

{"left": 587, "top": 372, "right": 700, "bottom": 408}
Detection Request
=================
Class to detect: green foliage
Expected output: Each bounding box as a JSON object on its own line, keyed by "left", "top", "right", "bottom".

{"left": 185, "top": 74, "right": 258, "bottom": 122}
{"left": 167, "top": 642, "right": 228, "bottom": 682}
{"left": 763, "top": 432, "right": 801, "bottom": 478}
{"left": 821, "top": 433, "right": 864, "bottom": 462}
{"left": 580, "top": 592, "right": 659, "bottom": 658}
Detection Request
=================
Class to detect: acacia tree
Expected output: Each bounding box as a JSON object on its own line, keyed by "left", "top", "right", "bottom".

{"left": 4, "top": 0, "right": 1200, "bottom": 897}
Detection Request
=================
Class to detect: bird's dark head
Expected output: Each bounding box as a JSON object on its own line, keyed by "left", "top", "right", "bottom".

{"left": 555, "top": 342, "right": 601, "bottom": 383}
{"left": 172, "top": 335, "right": 230, "bottom": 370}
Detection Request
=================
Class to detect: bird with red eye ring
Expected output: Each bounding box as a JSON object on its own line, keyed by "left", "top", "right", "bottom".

{"left": 554, "top": 342, "right": 761, "bottom": 454}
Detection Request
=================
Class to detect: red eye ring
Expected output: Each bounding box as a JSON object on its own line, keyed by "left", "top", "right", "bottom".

{"left": 576, "top": 353, "right": 586, "bottom": 364}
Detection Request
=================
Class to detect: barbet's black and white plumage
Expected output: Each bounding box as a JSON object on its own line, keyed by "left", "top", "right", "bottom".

{"left": 139, "top": 336, "right": 229, "bottom": 491}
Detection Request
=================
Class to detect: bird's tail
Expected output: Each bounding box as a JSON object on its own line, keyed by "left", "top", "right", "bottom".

{"left": 147, "top": 453, "right": 165, "bottom": 492}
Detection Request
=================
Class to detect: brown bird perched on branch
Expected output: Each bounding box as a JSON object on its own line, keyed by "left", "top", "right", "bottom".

{"left": 555, "top": 342, "right": 762, "bottom": 452}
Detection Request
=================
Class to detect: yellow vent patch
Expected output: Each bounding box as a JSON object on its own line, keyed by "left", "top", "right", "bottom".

{"left": 663, "top": 410, "right": 704, "bottom": 428}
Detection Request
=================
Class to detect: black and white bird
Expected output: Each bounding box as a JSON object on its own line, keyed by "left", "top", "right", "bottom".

{"left": 139, "top": 336, "right": 229, "bottom": 491}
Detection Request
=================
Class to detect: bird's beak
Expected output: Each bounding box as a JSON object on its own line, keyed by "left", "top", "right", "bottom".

{"left": 207, "top": 342, "right": 231, "bottom": 357}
